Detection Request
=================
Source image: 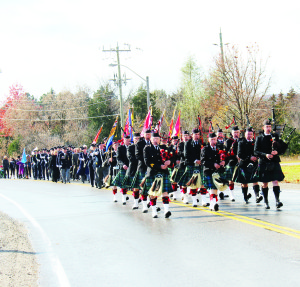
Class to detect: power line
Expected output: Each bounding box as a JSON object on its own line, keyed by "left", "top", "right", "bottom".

{"left": 0, "top": 113, "right": 120, "bottom": 122}
{"left": 0, "top": 97, "right": 117, "bottom": 112}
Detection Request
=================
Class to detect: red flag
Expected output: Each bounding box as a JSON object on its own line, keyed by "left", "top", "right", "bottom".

{"left": 141, "top": 109, "right": 152, "bottom": 137}
{"left": 93, "top": 125, "right": 103, "bottom": 143}
{"left": 172, "top": 111, "right": 181, "bottom": 137}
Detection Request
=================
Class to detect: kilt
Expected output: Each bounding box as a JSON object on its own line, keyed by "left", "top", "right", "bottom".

{"left": 171, "top": 167, "right": 185, "bottom": 183}
{"left": 254, "top": 161, "right": 285, "bottom": 183}
{"left": 141, "top": 172, "right": 172, "bottom": 196}
{"left": 202, "top": 175, "right": 217, "bottom": 190}
{"left": 220, "top": 165, "right": 236, "bottom": 182}
{"left": 112, "top": 168, "right": 127, "bottom": 188}
{"left": 122, "top": 174, "right": 134, "bottom": 188}
{"left": 131, "top": 170, "right": 146, "bottom": 189}
{"left": 178, "top": 165, "right": 203, "bottom": 187}
{"left": 234, "top": 165, "right": 258, "bottom": 184}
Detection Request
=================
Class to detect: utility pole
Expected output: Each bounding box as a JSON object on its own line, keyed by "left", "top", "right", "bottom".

{"left": 103, "top": 43, "right": 131, "bottom": 129}
{"left": 219, "top": 28, "right": 224, "bottom": 63}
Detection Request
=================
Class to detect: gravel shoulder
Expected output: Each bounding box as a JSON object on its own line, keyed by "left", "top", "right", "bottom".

{"left": 0, "top": 211, "right": 39, "bottom": 287}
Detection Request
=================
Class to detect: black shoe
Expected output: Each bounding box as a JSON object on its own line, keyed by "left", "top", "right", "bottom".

{"left": 211, "top": 204, "right": 219, "bottom": 211}
{"left": 197, "top": 199, "right": 199, "bottom": 202}
{"left": 231, "top": 199, "right": 235, "bottom": 202}
{"left": 265, "top": 203, "right": 270, "bottom": 209}
{"left": 276, "top": 201, "right": 283, "bottom": 209}
{"left": 256, "top": 195, "right": 263, "bottom": 203}
{"left": 247, "top": 193, "right": 252, "bottom": 199}
{"left": 193, "top": 204, "right": 197, "bottom": 208}
{"left": 126, "top": 196, "right": 129, "bottom": 201}
{"left": 157, "top": 207, "right": 161, "bottom": 212}
{"left": 132, "top": 206, "right": 138, "bottom": 210}
{"left": 147, "top": 203, "right": 151, "bottom": 208}
{"left": 138, "top": 199, "right": 142, "bottom": 203}
{"left": 142, "top": 209, "right": 148, "bottom": 213}
{"left": 122, "top": 202, "right": 126, "bottom": 205}
{"left": 165, "top": 211, "right": 171, "bottom": 218}
{"left": 153, "top": 215, "right": 158, "bottom": 218}
{"left": 219, "top": 192, "right": 224, "bottom": 200}
{"left": 170, "top": 193, "right": 173, "bottom": 198}
{"left": 202, "top": 203, "right": 210, "bottom": 207}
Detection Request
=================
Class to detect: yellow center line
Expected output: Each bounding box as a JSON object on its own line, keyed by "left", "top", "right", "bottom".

{"left": 171, "top": 201, "right": 300, "bottom": 240}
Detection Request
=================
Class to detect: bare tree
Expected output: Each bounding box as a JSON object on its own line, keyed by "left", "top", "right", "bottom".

{"left": 207, "top": 44, "right": 271, "bottom": 130}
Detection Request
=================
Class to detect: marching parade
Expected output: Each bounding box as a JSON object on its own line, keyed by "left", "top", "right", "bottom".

{"left": 1, "top": 109, "right": 293, "bottom": 220}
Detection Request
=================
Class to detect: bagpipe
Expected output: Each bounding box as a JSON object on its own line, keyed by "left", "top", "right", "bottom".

{"left": 271, "top": 108, "right": 296, "bottom": 155}
{"left": 160, "top": 149, "right": 173, "bottom": 166}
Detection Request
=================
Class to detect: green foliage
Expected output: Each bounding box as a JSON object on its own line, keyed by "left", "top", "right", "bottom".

{"left": 130, "top": 85, "right": 161, "bottom": 124}
{"left": 88, "top": 84, "right": 119, "bottom": 141}
{"left": 7, "top": 137, "right": 21, "bottom": 155}
{"left": 285, "top": 129, "right": 300, "bottom": 155}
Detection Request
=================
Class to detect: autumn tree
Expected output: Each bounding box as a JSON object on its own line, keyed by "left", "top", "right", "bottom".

{"left": 207, "top": 44, "right": 271, "bottom": 131}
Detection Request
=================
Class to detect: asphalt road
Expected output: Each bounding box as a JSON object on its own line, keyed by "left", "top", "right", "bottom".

{"left": 0, "top": 179, "right": 300, "bottom": 287}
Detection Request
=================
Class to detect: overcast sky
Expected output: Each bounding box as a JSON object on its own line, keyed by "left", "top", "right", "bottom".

{"left": 0, "top": 0, "right": 299, "bottom": 102}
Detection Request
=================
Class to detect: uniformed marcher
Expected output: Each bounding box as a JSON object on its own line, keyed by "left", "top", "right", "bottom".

{"left": 235, "top": 127, "right": 262, "bottom": 204}
{"left": 122, "top": 133, "right": 140, "bottom": 209}
{"left": 221, "top": 125, "right": 241, "bottom": 201}
{"left": 111, "top": 135, "right": 131, "bottom": 205}
{"left": 179, "top": 128, "right": 207, "bottom": 207}
{"left": 88, "top": 144, "right": 96, "bottom": 187}
{"left": 59, "top": 146, "right": 72, "bottom": 184}
{"left": 216, "top": 128, "right": 225, "bottom": 151}
{"left": 201, "top": 132, "right": 225, "bottom": 211}
{"left": 143, "top": 132, "right": 172, "bottom": 218}
{"left": 131, "top": 129, "right": 152, "bottom": 213}
{"left": 106, "top": 141, "right": 119, "bottom": 202}
{"left": 254, "top": 119, "right": 285, "bottom": 209}
{"left": 77, "top": 146, "right": 88, "bottom": 183}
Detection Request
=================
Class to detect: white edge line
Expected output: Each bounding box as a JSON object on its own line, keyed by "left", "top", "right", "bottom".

{"left": 0, "top": 193, "right": 70, "bottom": 287}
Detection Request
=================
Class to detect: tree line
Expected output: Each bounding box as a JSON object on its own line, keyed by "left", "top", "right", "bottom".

{"left": 0, "top": 44, "right": 299, "bottom": 157}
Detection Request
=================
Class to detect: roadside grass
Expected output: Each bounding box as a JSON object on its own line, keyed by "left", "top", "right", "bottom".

{"left": 281, "top": 155, "right": 300, "bottom": 164}
{"left": 282, "top": 165, "right": 300, "bottom": 184}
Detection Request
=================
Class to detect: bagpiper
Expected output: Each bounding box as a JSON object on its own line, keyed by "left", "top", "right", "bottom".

{"left": 178, "top": 128, "right": 208, "bottom": 207}
{"left": 201, "top": 132, "right": 226, "bottom": 211}
{"left": 254, "top": 119, "right": 285, "bottom": 209}
{"left": 143, "top": 132, "right": 172, "bottom": 218}
{"left": 235, "top": 127, "right": 263, "bottom": 204}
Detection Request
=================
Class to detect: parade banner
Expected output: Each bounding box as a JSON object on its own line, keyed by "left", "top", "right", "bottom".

{"left": 105, "top": 135, "right": 114, "bottom": 152}
{"left": 92, "top": 124, "right": 103, "bottom": 144}
{"left": 171, "top": 111, "right": 181, "bottom": 137}
{"left": 141, "top": 108, "right": 152, "bottom": 137}
{"left": 154, "top": 109, "right": 165, "bottom": 134}
{"left": 21, "top": 148, "right": 27, "bottom": 164}
{"left": 106, "top": 116, "right": 119, "bottom": 142}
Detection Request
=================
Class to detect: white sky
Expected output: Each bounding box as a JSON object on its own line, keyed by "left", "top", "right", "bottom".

{"left": 0, "top": 0, "right": 299, "bottom": 102}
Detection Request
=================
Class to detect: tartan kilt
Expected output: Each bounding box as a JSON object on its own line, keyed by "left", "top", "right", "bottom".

{"left": 254, "top": 162, "right": 285, "bottom": 183}
{"left": 178, "top": 166, "right": 203, "bottom": 187}
{"left": 141, "top": 172, "right": 172, "bottom": 196}
{"left": 131, "top": 170, "right": 146, "bottom": 189}
{"left": 220, "top": 165, "right": 236, "bottom": 182}
{"left": 112, "top": 169, "right": 127, "bottom": 188}
{"left": 234, "top": 166, "right": 258, "bottom": 184}
{"left": 202, "top": 175, "right": 217, "bottom": 190}
{"left": 122, "top": 174, "right": 134, "bottom": 188}
{"left": 171, "top": 167, "right": 185, "bottom": 183}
